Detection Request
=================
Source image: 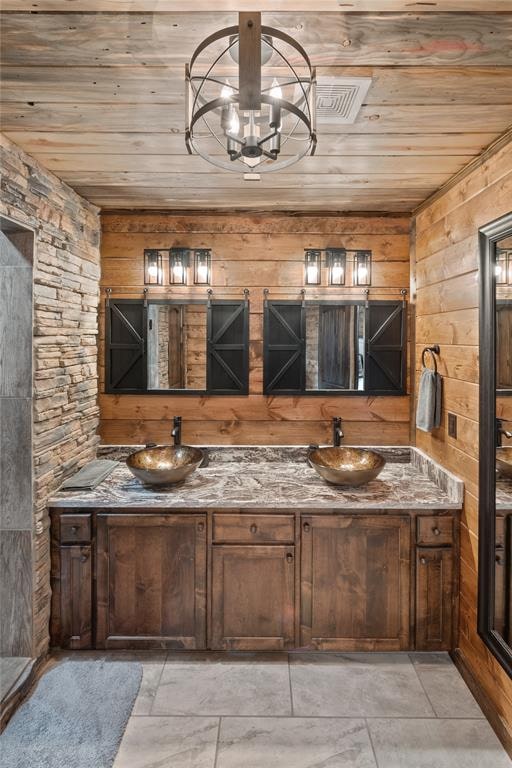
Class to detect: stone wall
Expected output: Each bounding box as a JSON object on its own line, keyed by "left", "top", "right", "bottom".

{"left": 0, "top": 134, "right": 101, "bottom": 659}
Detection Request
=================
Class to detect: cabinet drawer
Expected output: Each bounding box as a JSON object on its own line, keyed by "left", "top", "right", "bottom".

{"left": 416, "top": 516, "right": 452, "bottom": 546}
{"left": 213, "top": 514, "right": 295, "bottom": 544}
{"left": 60, "top": 514, "right": 91, "bottom": 543}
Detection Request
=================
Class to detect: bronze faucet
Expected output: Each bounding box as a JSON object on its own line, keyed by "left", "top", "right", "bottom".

{"left": 172, "top": 416, "right": 182, "bottom": 446}
{"left": 332, "top": 417, "right": 344, "bottom": 447}
{"left": 497, "top": 418, "right": 512, "bottom": 447}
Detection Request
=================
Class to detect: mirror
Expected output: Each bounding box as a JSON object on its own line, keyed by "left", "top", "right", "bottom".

{"left": 479, "top": 212, "right": 512, "bottom": 677}
{"left": 264, "top": 299, "right": 406, "bottom": 395}
{"left": 305, "top": 304, "right": 365, "bottom": 391}
{"left": 147, "top": 303, "right": 207, "bottom": 390}
{"left": 105, "top": 298, "right": 249, "bottom": 395}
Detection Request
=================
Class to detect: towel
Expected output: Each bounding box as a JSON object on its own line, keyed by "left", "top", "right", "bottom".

{"left": 416, "top": 368, "right": 442, "bottom": 433}
{"left": 60, "top": 459, "right": 118, "bottom": 490}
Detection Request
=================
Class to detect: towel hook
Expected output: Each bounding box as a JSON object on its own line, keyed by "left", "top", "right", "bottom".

{"left": 421, "top": 345, "right": 440, "bottom": 374}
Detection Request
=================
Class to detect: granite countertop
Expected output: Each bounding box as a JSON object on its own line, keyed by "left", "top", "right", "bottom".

{"left": 49, "top": 446, "right": 463, "bottom": 511}
{"left": 497, "top": 478, "right": 512, "bottom": 511}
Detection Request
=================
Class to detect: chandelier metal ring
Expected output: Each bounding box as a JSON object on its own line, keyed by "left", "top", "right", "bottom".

{"left": 185, "top": 13, "right": 317, "bottom": 174}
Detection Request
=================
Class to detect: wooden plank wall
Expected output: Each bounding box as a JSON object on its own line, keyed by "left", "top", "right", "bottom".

{"left": 413, "top": 139, "right": 512, "bottom": 739}
{"left": 99, "top": 212, "right": 410, "bottom": 445}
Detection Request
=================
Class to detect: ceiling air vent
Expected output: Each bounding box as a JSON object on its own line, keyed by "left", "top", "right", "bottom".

{"left": 315, "top": 76, "right": 372, "bottom": 124}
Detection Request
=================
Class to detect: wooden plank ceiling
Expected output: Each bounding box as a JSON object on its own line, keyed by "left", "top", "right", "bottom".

{"left": 1, "top": 4, "right": 512, "bottom": 211}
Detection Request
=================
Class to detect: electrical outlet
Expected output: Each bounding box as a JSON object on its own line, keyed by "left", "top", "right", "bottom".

{"left": 448, "top": 413, "right": 457, "bottom": 439}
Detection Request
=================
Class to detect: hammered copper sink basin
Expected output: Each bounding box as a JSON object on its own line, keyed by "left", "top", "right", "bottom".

{"left": 308, "top": 446, "right": 386, "bottom": 487}
{"left": 126, "top": 445, "right": 204, "bottom": 486}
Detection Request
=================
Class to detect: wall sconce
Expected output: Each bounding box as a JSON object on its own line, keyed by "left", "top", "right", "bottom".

{"left": 169, "top": 248, "right": 189, "bottom": 285}
{"left": 326, "top": 248, "right": 346, "bottom": 286}
{"left": 193, "top": 249, "right": 211, "bottom": 285}
{"left": 354, "top": 250, "right": 372, "bottom": 286}
{"left": 144, "top": 249, "right": 164, "bottom": 285}
{"left": 496, "top": 248, "right": 511, "bottom": 285}
{"left": 305, "top": 249, "right": 321, "bottom": 285}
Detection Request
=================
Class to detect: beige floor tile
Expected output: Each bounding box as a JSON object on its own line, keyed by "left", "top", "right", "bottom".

{"left": 113, "top": 716, "right": 219, "bottom": 768}
{"left": 368, "top": 717, "right": 512, "bottom": 768}
{"left": 152, "top": 655, "right": 291, "bottom": 716}
{"left": 290, "top": 653, "right": 434, "bottom": 718}
{"left": 217, "top": 717, "right": 377, "bottom": 768}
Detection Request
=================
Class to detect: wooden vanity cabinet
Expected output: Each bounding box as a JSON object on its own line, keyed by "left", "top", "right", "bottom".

{"left": 51, "top": 507, "right": 458, "bottom": 652}
{"left": 50, "top": 512, "right": 92, "bottom": 650}
{"left": 300, "top": 515, "right": 411, "bottom": 650}
{"left": 210, "top": 512, "right": 296, "bottom": 650}
{"left": 415, "top": 515, "right": 455, "bottom": 651}
{"left": 210, "top": 544, "right": 295, "bottom": 650}
{"left": 95, "top": 513, "right": 207, "bottom": 649}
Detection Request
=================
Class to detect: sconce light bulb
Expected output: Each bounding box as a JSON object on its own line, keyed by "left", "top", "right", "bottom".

{"left": 331, "top": 265, "right": 344, "bottom": 282}
{"left": 307, "top": 264, "right": 319, "bottom": 284}
{"left": 148, "top": 264, "right": 158, "bottom": 277}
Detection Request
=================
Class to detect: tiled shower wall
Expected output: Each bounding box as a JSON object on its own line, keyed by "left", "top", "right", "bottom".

{"left": 0, "top": 227, "right": 33, "bottom": 658}
{"left": 0, "top": 134, "right": 101, "bottom": 659}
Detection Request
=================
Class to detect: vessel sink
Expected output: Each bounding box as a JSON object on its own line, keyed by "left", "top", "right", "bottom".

{"left": 126, "top": 445, "right": 204, "bottom": 486}
{"left": 308, "top": 446, "right": 386, "bottom": 487}
{"left": 497, "top": 448, "right": 512, "bottom": 480}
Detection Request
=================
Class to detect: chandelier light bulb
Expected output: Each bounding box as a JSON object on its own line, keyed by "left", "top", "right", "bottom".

{"left": 221, "top": 82, "right": 234, "bottom": 100}
{"left": 229, "top": 111, "right": 240, "bottom": 135}
{"left": 270, "top": 78, "right": 282, "bottom": 100}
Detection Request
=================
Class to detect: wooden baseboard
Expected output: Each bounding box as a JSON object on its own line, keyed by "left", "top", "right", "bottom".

{"left": 0, "top": 654, "right": 50, "bottom": 733}
{"left": 451, "top": 648, "right": 512, "bottom": 759}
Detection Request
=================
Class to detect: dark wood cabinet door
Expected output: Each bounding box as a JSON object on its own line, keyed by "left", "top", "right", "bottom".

{"left": 301, "top": 515, "right": 411, "bottom": 650}
{"left": 96, "top": 514, "right": 206, "bottom": 649}
{"left": 210, "top": 545, "right": 295, "bottom": 650}
{"left": 416, "top": 547, "right": 453, "bottom": 651}
{"left": 59, "top": 545, "right": 92, "bottom": 649}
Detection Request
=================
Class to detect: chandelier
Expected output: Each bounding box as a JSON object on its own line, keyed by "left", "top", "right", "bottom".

{"left": 185, "top": 12, "right": 316, "bottom": 173}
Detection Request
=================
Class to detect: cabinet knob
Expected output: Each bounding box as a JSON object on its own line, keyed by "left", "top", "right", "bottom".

{"left": 286, "top": 552, "right": 294, "bottom": 563}
{"left": 303, "top": 522, "right": 311, "bottom": 532}
{"left": 420, "top": 557, "right": 427, "bottom": 565}
{"left": 197, "top": 522, "right": 205, "bottom": 533}
{"left": 80, "top": 554, "right": 88, "bottom": 563}
{"left": 496, "top": 554, "right": 502, "bottom": 565}
{"left": 250, "top": 524, "right": 258, "bottom": 534}
{"left": 71, "top": 526, "right": 78, "bottom": 534}
{"left": 432, "top": 527, "right": 441, "bottom": 536}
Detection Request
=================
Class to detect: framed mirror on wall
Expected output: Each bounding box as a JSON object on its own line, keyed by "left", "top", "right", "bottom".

{"left": 263, "top": 298, "right": 407, "bottom": 395}
{"left": 105, "top": 297, "right": 249, "bottom": 395}
{"left": 479, "top": 211, "right": 512, "bottom": 678}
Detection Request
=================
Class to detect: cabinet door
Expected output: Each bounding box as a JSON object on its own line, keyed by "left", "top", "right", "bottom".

{"left": 59, "top": 545, "right": 92, "bottom": 649}
{"left": 415, "top": 547, "right": 453, "bottom": 650}
{"left": 96, "top": 514, "right": 206, "bottom": 649}
{"left": 211, "top": 545, "right": 295, "bottom": 650}
{"left": 301, "top": 516, "right": 410, "bottom": 650}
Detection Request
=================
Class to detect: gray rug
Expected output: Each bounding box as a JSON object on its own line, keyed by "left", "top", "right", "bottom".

{"left": 0, "top": 659, "right": 142, "bottom": 768}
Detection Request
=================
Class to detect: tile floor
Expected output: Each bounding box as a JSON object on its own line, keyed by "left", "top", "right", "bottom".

{"left": 108, "top": 651, "right": 512, "bottom": 768}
